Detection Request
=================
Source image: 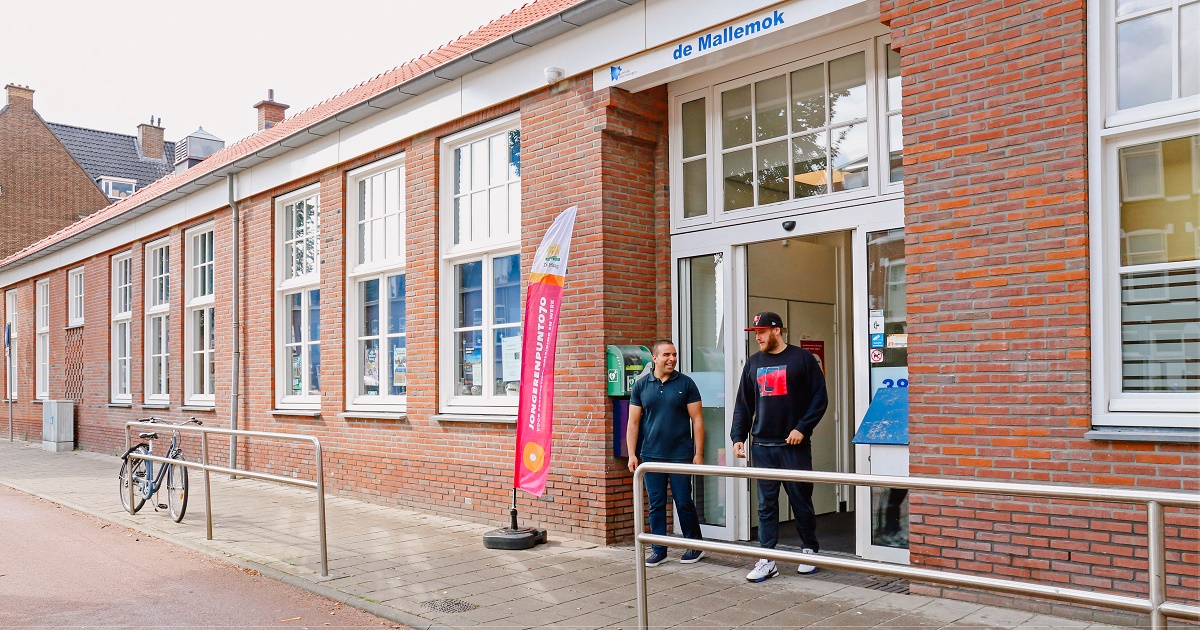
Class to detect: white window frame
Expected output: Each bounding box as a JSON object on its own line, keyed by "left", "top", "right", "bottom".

{"left": 1089, "top": 0, "right": 1200, "bottom": 429}
{"left": 5, "top": 289, "right": 17, "bottom": 401}
{"left": 1100, "top": 0, "right": 1200, "bottom": 128}
{"left": 185, "top": 224, "right": 216, "bottom": 406}
{"left": 98, "top": 176, "right": 137, "bottom": 199}
{"left": 879, "top": 37, "right": 904, "bottom": 196}
{"left": 111, "top": 253, "right": 133, "bottom": 403}
{"left": 275, "top": 185, "right": 321, "bottom": 409}
{"left": 440, "top": 115, "right": 522, "bottom": 414}
{"left": 668, "top": 33, "right": 900, "bottom": 233}
{"left": 67, "top": 267, "right": 85, "bottom": 327}
{"left": 347, "top": 155, "right": 408, "bottom": 412}
{"left": 144, "top": 239, "right": 170, "bottom": 403}
{"left": 35, "top": 279, "right": 48, "bottom": 400}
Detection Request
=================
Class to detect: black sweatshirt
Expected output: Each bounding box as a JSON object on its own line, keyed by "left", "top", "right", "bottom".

{"left": 731, "top": 344, "right": 828, "bottom": 446}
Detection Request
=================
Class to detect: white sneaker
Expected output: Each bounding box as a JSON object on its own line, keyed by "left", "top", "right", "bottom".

{"left": 797, "top": 548, "right": 817, "bottom": 574}
{"left": 746, "top": 558, "right": 778, "bottom": 582}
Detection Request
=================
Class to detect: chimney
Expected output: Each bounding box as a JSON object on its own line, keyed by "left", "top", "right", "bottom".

{"left": 253, "top": 89, "right": 288, "bottom": 131}
{"left": 137, "top": 115, "right": 165, "bottom": 160}
{"left": 5, "top": 84, "right": 34, "bottom": 109}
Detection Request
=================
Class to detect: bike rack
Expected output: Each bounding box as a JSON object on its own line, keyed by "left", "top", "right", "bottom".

{"left": 123, "top": 421, "right": 328, "bottom": 576}
{"left": 632, "top": 463, "right": 1200, "bottom": 630}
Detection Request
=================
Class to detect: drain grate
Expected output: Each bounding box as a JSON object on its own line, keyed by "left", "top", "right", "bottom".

{"left": 812, "top": 570, "right": 910, "bottom": 594}
{"left": 422, "top": 598, "right": 480, "bottom": 614}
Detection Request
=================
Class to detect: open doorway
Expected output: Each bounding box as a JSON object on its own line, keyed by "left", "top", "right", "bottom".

{"left": 743, "top": 232, "right": 856, "bottom": 554}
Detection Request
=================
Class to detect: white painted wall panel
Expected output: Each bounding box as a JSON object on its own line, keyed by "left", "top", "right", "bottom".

{"left": 645, "top": 0, "right": 778, "bottom": 48}
{"left": 336, "top": 80, "right": 463, "bottom": 161}
{"left": 241, "top": 132, "right": 340, "bottom": 197}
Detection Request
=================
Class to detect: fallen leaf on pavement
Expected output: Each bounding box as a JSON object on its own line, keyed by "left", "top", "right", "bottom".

{"left": 279, "top": 617, "right": 301, "bottom": 622}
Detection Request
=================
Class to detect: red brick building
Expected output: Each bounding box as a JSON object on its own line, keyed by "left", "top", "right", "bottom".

{"left": 0, "top": 0, "right": 1195, "bottom": 622}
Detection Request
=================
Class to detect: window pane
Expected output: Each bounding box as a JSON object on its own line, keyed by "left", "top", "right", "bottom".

{"left": 471, "top": 190, "right": 489, "bottom": 242}
{"left": 309, "top": 289, "right": 320, "bottom": 342}
{"left": 755, "top": 75, "right": 787, "bottom": 141}
{"left": 309, "top": 344, "right": 321, "bottom": 394}
{"left": 887, "top": 46, "right": 902, "bottom": 112}
{"left": 829, "top": 52, "right": 867, "bottom": 125}
{"left": 1116, "top": 0, "right": 1169, "bottom": 17}
{"left": 389, "top": 337, "right": 406, "bottom": 396}
{"left": 681, "top": 98, "right": 706, "bottom": 158}
{"left": 889, "top": 114, "right": 904, "bottom": 184}
{"left": 723, "top": 148, "right": 754, "bottom": 211}
{"left": 361, "top": 339, "right": 379, "bottom": 396}
{"left": 491, "top": 135, "right": 508, "bottom": 186}
{"left": 287, "top": 292, "right": 302, "bottom": 344}
{"left": 508, "top": 130, "right": 521, "bottom": 179}
{"left": 1183, "top": 3, "right": 1200, "bottom": 98}
{"left": 1121, "top": 268, "right": 1199, "bottom": 392}
{"left": 757, "top": 140, "right": 789, "bottom": 205}
{"left": 831, "top": 123, "right": 870, "bottom": 191}
{"left": 456, "top": 262, "right": 483, "bottom": 327}
{"left": 490, "top": 185, "right": 508, "bottom": 242}
{"left": 793, "top": 133, "right": 828, "bottom": 197}
{"left": 472, "top": 140, "right": 488, "bottom": 190}
{"left": 362, "top": 279, "right": 380, "bottom": 336}
{"left": 387, "top": 275, "right": 406, "bottom": 335}
{"left": 790, "top": 64, "right": 825, "bottom": 133}
{"left": 288, "top": 345, "right": 302, "bottom": 395}
{"left": 453, "top": 147, "right": 465, "bottom": 195}
{"left": 1119, "top": 135, "right": 1200, "bottom": 266}
{"left": 1117, "top": 12, "right": 1173, "bottom": 110}
{"left": 456, "top": 330, "right": 483, "bottom": 396}
{"left": 721, "top": 85, "right": 752, "bottom": 149}
{"left": 508, "top": 183, "right": 520, "bottom": 236}
{"left": 494, "top": 326, "right": 521, "bottom": 396}
{"left": 494, "top": 255, "right": 520, "bottom": 325}
{"left": 453, "top": 196, "right": 467, "bottom": 246}
{"left": 682, "top": 158, "right": 708, "bottom": 218}
{"left": 371, "top": 173, "right": 385, "bottom": 219}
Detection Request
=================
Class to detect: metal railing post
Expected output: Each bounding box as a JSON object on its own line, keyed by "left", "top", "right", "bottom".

{"left": 633, "top": 466, "right": 648, "bottom": 630}
{"left": 202, "top": 431, "right": 212, "bottom": 541}
{"left": 1148, "top": 501, "right": 1166, "bottom": 630}
{"left": 313, "top": 437, "right": 327, "bottom": 577}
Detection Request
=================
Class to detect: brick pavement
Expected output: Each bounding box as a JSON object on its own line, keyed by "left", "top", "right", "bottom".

{"left": 0, "top": 440, "right": 1136, "bottom": 629}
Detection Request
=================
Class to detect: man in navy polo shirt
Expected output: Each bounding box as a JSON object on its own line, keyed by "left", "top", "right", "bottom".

{"left": 626, "top": 340, "right": 706, "bottom": 567}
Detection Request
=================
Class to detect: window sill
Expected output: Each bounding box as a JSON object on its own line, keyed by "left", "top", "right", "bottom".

{"left": 181, "top": 405, "right": 216, "bottom": 412}
{"left": 106, "top": 403, "right": 133, "bottom": 408}
{"left": 33, "top": 399, "right": 46, "bottom": 404}
{"left": 65, "top": 323, "right": 84, "bottom": 330}
{"left": 141, "top": 403, "right": 170, "bottom": 409}
{"left": 270, "top": 409, "right": 321, "bottom": 418}
{"left": 338, "top": 410, "right": 407, "bottom": 421}
{"left": 1085, "top": 427, "right": 1200, "bottom": 443}
{"left": 432, "top": 413, "right": 517, "bottom": 425}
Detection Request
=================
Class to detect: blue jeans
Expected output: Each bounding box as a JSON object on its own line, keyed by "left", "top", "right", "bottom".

{"left": 643, "top": 458, "right": 703, "bottom": 555}
{"left": 752, "top": 443, "right": 819, "bottom": 552}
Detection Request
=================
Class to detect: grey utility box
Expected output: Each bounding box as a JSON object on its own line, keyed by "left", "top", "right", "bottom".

{"left": 42, "top": 400, "right": 74, "bottom": 452}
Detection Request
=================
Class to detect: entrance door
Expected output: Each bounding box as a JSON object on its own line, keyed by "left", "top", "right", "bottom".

{"left": 676, "top": 249, "right": 740, "bottom": 541}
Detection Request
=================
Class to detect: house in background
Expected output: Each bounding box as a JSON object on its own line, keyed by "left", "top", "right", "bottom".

{"left": 0, "top": 83, "right": 174, "bottom": 259}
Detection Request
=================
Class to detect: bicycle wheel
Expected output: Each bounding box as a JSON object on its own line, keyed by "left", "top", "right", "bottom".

{"left": 118, "top": 445, "right": 149, "bottom": 514}
{"left": 166, "top": 456, "right": 188, "bottom": 522}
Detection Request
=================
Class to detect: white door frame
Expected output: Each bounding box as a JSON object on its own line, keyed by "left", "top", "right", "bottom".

{"left": 852, "top": 218, "right": 910, "bottom": 565}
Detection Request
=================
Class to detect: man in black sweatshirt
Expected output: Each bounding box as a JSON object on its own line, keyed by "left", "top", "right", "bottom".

{"left": 732, "top": 311, "right": 829, "bottom": 582}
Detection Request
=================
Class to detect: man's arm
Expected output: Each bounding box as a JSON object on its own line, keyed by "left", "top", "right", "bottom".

{"left": 626, "top": 403, "right": 643, "bottom": 473}
{"left": 731, "top": 362, "right": 754, "bottom": 458}
{"left": 687, "top": 400, "right": 704, "bottom": 465}
{"left": 792, "top": 353, "right": 829, "bottom": 439}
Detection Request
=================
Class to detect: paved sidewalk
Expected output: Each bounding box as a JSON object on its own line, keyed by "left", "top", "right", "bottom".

{"left": 0, "top": 439, "right": 1133, "bottom": 629}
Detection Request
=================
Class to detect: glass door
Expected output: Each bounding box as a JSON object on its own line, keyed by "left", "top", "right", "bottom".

{"left": 677, "top": 249, "right": 740, "bottom": 540}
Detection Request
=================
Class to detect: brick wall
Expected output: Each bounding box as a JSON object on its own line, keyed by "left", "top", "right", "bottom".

{"left": 0, "top": 89, "right": 110, "bottom": 259}
{"left": 882, "top": 0, "right": 1199, "bottom": 613}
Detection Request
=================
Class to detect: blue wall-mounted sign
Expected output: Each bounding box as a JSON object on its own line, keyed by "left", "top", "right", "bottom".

{"left": 870, "top": 333, "right": 885, "bottom": 349}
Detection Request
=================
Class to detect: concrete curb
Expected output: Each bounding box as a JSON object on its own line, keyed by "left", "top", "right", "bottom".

{"left": 0, "top": 478, "right": 453, "bottom": 630}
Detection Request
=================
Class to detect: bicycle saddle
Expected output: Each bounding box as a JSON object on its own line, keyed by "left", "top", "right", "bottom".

{"left": 138, "top": 432, "right": 158, "bottom": 440}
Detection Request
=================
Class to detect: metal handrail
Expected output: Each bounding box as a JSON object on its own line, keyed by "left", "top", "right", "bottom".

{"left": 632, "top": 462, "right": 1200, "bottom": 630}
{"left": 124, "top": 421, "right": 327, "bottom": 576}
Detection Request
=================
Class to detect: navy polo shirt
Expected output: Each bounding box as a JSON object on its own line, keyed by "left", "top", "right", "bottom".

{"left": 630, "top": 370, "right": 702, "bottom": 461}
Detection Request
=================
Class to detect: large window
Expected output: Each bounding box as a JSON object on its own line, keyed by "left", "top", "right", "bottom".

{"left": 5, "top": 290, "right": 17, "bottom": 400}
{"left": 1091, "top": 0, "right": 1199, "bottom": 430}
{"left": 348, "top": 156, "right": 406, "bottom": 411}
{"left": 68, "top": 268, "right": 84, "bottom": 327}
{"left": 441, "top": 117, "right": 522, "bottom": 413}
{"left": 672, "top": 38, "right": 901, "bottom": 228}
{"left": 276, "top": 187, "right": 321, "bottom": 408}
{"left": 111, "top": 254, "right": 133, "bottom": 402}
{"left": 185, "top": 226, "right": 215, "bottom": 405}
{"left": 145, "top": 240, "right": 170, "bottom": 403}
{"left": 35, "top": 279, "right": 48, "bottom": 400}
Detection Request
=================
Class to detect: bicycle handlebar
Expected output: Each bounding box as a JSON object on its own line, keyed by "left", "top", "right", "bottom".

{"left": 137, "top": 417, "right": 203, "bottom": 426}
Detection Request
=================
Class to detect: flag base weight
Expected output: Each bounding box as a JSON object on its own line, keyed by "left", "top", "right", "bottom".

{"left": 482, "top": 526, "right": 547, "bottom": 550}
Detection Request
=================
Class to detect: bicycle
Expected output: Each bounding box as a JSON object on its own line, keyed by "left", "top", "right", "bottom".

{"left": 118, "top": 417, "right": 201, "bottom": 522}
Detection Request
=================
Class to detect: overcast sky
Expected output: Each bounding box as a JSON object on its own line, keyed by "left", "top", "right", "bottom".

{"left": 1, "top": 0, "right": 530, "bottom": 145}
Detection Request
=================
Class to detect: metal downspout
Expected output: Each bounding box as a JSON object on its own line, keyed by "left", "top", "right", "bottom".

{"left": 227, "top": 175, "right": 240, "bottom": 473}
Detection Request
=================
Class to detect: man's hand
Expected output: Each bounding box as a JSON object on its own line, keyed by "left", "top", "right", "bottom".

{"left": 627, "top": 454, "right": 640, "bottom": 473}
{"left": 733, "top": 442, "right": 746, "bottom": 458}
{"left": 786, "top": 430, "right": 805, "bottom": 445}
{"left": 693, "top": 453, "right": 704, "bottom": 465}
